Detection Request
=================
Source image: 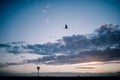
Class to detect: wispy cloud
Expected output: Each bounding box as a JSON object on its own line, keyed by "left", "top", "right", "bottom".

{"left": 76, "top": 67, "right": 94, "bottom": 69}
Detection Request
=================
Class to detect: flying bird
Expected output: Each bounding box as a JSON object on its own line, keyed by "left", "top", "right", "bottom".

{"left": 64, "top": 24, "right": 68, "bottom": 29}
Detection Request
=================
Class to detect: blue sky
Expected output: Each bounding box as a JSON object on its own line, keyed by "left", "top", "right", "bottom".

{"left": 0, "top": 0, "right": 120, "bottom": 76}
{"left": 0, "top": 0, "right": 120, "bottom": 44}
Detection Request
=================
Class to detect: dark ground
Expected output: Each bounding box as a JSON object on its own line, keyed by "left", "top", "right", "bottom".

{"left": 0, "top": 77, "right": 120, "bottom": 80}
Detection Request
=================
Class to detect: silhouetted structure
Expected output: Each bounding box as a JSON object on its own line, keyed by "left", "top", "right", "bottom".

{"left": 37, "top": 66, "right": 40, "bottom": 77}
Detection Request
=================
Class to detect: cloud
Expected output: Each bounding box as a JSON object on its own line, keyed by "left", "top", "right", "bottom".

{"left": 92, "top": 24, "right": 120, "bottom": 49}
{"left": 76, "top": 67, "right": 94, "bottom": 69}
{"left": 26, "top": 49, "right": 120, "bottom": 65}
{"left": 0, "top": 44, "right": 11, "bottom": 48}
{"left": 0, "top": 41, "right": 27, "bottom": 54}
{"left": 0, "top": 23, "right": 120, "bottom": 66}
{"left": 0, "top": 62, "right": 24, "bottom": 68}
{"left": 0, "top": 51, "right": 44, "bottom": 68}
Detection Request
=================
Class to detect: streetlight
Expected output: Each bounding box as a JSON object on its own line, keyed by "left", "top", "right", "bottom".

{"left": 37, "top": 66, "right": 40, "bottom": 77}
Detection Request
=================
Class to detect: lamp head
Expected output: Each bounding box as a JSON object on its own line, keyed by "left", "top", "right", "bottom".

{"left": 37, "top": 66, "right": 40, "bottom": 70}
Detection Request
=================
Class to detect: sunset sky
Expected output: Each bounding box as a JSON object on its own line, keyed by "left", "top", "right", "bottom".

{"left": 0, "top": 0, "right": 120, "bottom": 76}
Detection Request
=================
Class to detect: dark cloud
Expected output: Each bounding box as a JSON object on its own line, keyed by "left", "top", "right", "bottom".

{"left": 0, "top": 42, "right": 26, "bottom": 54}
{"left": 0, "top": 23, "right": 120, "bottom": 65}
{"left": 92, "top": 24, "right": 120, "bottom": 48}
{"left": 26, "top": 49, "right": 120, "bottom": 65}
{"left": 0, "top": 44, "right": 11, "bottom": 48}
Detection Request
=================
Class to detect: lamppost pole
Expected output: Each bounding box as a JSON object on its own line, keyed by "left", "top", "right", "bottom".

{"left": 37, "top": 66, "right": 40, "bottom": 77}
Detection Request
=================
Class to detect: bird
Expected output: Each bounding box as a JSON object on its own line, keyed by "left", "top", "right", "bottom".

{"left": 64, "top": 24, "right": 68, "bottom": 29}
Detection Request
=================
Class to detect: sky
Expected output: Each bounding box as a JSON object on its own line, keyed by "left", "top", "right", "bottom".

{"left": 0, "top": 0, "right": 120, "bottom": 76}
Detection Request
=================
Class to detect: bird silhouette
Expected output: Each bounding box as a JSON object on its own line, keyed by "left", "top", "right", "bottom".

{"left": 64, "top": 24, "right": 68, "bottom": 29}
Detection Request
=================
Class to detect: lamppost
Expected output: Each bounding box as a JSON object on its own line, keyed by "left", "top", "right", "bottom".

{"left": 37, "top": 66, "right": 40, "bottom": 77}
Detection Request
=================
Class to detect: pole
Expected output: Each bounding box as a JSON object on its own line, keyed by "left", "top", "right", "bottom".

{"left": 37, "top": 66, "right": 40, "bottom": 77}
{"left": 38, "top": 69, "right": 39, "bottom": 77}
